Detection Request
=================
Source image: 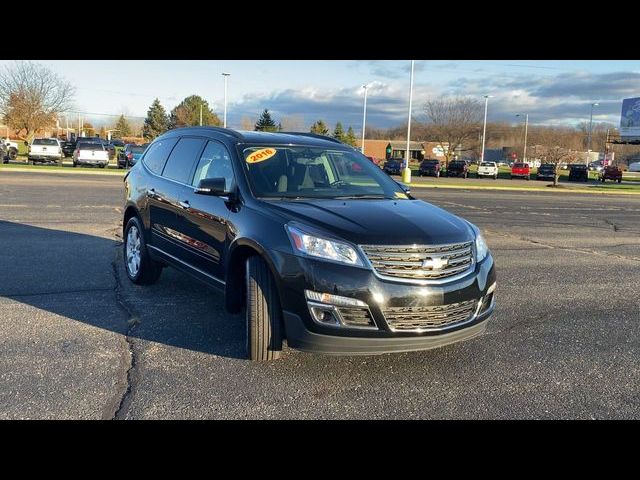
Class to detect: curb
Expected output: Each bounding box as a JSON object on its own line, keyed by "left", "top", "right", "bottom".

{"left": 0, "top": 167, "right": 125, "bottom": 176}
{"left": 407, "top": 183, "right": 640, "bottom": 196}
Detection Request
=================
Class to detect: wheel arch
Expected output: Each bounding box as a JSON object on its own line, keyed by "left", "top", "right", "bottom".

{"left": 224, "top": 238, "right": 282, "bottom": 315}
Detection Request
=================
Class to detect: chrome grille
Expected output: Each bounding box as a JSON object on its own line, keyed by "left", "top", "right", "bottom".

{"left": 360, "top": 241, "right": 474, "bottom": 281}
{"left": 383, "top": 299, "right": 478, "bottom": 332}
{"left": 337, "top": 307, "right": 375, "bottom": 328}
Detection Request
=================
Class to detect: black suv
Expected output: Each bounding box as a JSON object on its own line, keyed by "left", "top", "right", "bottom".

{"left": 418, "top": 159, "right": 441, "bottom": 177}
{"left": 122, "top": 128, "right": 496, "bottom": 361}
{"left": 568, "top": 164, "right": 589, "bottom": 182}
{"left": 446, "top": 160, "right": 469, "bottom": 178}
{"left": 61, "top": 140, "right": 77, "bottom": 157}
{"left": 536, "top": 163, "right": 556, "bottom": 181}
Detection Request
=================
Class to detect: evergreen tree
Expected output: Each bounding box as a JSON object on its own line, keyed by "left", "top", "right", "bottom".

{"left": 254, "top": 109, "right": 278, "bottom": 132}
{"left": 333, "top": 121, "right": 346, "bottom": 142}
{"left": 115, "top": 114, "right": 131, "bottom": 137}
{"left": 310, "top": 120, "right": 329, "bottom": 136}
{"left": 143, "top": 98, "right": 169, "bottom": 141}
{"left": 169, "top": 95, "right": 221, "bottom": 129}
{"left": 345, "top": 126, "right": 358, "bottom": 146}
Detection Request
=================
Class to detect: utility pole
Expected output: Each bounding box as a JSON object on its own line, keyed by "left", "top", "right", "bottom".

{"left": 402, "top": 60, "right": 415, "bottom": 184}
{"left": 480, "top": 95, "right": 491, "bottom": 163}
{"left": 361, "top": 84, "right": 369, "bottom": 154}
{"left": 222, "top": 72, "right": 230, "bottom": 128}
{"left": 199, "top": 103, "right": 203, "bottom": 126}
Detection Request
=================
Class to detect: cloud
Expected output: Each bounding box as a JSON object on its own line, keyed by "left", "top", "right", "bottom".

{"left": 225, "top": 69, "right": 635, "bottom": 130}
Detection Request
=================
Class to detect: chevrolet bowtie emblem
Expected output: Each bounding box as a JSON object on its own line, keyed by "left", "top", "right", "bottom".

{"left": 422, "top": 257, "right": 448, "bottom": 270}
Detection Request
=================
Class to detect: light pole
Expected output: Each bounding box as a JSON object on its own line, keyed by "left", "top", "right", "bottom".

{"left": 516, "top": 113, "right": 529, "bottom": 163}
{"left": 403, "top": 60, "right": 415, "bottom": 183}
{"left": 480, "top": 95, "right": 492, "bottom": 163}
{"left": 361, "top": 84, "right": 370, "bottom": 154}
{"left": 222, "top": 72, "right": 230, "bottom": 128}
{"left": 587, "top": 102, "right": 599, "bottom": 162}
{"left": 199, "top": 103, "right": 203, "bottom": 126}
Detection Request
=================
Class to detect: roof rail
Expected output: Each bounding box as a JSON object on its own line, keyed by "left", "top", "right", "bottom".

{"left": 169, "top": 126, "right": 245, "bottom": 140}
{"left": 279, "top": 132, "right": 344, "bottom": 144}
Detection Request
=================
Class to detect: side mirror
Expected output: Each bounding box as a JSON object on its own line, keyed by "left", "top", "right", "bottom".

{"left": 195, "top": 177, "right": 228, "bottom": 196}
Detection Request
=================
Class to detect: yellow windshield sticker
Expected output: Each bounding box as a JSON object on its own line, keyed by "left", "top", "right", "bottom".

{"left": 394, "top": 191, "right": 408, "bottom": 199}
{"left": 246, "top": 148, "right": 277, "bottom": 164}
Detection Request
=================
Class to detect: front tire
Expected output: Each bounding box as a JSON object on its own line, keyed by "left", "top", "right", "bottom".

{"left": 123, "top": 216, "right": 162, "bottom": 285}
{"left": 246, "top": 256, "right": 283, "bottom": 361}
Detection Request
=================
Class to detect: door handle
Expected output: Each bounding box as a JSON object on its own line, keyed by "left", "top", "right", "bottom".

{"left": 178, "top": 200, "right": 190, "bottom": 210}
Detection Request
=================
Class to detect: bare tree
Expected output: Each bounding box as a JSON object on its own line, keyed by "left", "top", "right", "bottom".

{"left": 533, "top": 128, "right": 579, "bottom": 186}
{"left": 280, "top": 114, "right": 305, "bottom": 132}
{"left": 424, "top": 96, "right": 483, "bottom": 166}
{"left": 240, "top": 116, "right": 253, "bottom": 130}
{"left": 0, "top": 61, "right": 74, "bottom": 141}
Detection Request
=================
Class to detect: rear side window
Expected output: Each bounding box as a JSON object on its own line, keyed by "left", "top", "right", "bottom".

{"left": 142, "top": 137, "right": 178, "bottom": 175}
{"left": 161, "top": 137, "right": 205, "bottom": 184}
{"left": 33, "top": 139, "right": 58, "bottom": 145}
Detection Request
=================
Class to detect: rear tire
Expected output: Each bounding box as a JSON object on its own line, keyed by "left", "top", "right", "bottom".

{"left": 123, "top": 216, "right": 163, "bottom": 285}
{"left": 8, "top": 148, "right": 17, "bottom": 161}
{"left": 246, "top": 256, "right": 283, "bottom": 362}
{"left": 618, "top": 178, "right": 622, "bottom": 183}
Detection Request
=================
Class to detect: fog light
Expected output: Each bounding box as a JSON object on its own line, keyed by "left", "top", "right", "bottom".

{"left": 309, "top": 305, "right": 340, "bottom": 326}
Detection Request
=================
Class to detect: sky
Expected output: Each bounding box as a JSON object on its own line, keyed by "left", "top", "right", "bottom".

{"left": 3, "top": 60, "right": 639, "bottom": 131}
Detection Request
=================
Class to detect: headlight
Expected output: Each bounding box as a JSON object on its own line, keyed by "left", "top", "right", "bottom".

{"left": 467, "top": 221, "right": 489, "bottom": 262}
{"left": 286, "top": 225, "right": 363, "bottom": 266}
{"left": 475, "top": 232, "right": 488, "bottom": 262}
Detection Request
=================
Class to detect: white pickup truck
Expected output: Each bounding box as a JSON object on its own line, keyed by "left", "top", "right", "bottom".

{"left": 476, "top": 161, "right": 499, "bottom": 179}
{"left": 73, "top": 141, "right": 110, "bottom": 168}
{"left": 28, "top": 138, "right": 63, "bottom": 164}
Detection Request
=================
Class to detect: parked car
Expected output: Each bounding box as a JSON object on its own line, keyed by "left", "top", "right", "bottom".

{"left": 418, "top": 159, "right": 441, "bottom": 177}
{"left": 117, "top": 144, "right": 147, "bottom": 168}
{"left": 568, "top": 164, "right": 589, "bottom": 182}
{"left": 497, "top": 161, "right": 509, "bottom": 167}
{"left": 446, "top": 160, "right": 469, "bottom": 178}
{"left": 559, "top": 163, "right": 569, "bottom": 170}
{"left": 28, "top": 138, "right": 63, "bottom": 164}
{"left": 110, "top": 139, "right": 125, "bottom": 148}
{"left": 476, "top": 161, "right": 498, "bottom": 179}
{"left": 383, "top": 158, "right": 403, "bottom": 175}
{"left": 536, "top": 163, "right": 556, "bottom": 181}
{"left": 588, "top": 161, "right": 604, "bottom": 172}
{"left": 61, "top": 140, "right": 77, "bottom": 157}
{"left": 122, "top": 127, "right": 496, "bottom": 361}
{"left": 629, "top": 162, "right": 640, "bottom": 172}
{"left": 510, "top": 162, "right": 530, "bottom": 180}
{"left": 599, "top": 165, "right": 623, "bottom": 183}
{"left": 1, "top": 138, "right": 18, "bottom": 161}
{"left": 73, "top": 141, "right": 110, "bottom": 168}
{"left": 0, "top": 142, "right": 7, "bottom": 164}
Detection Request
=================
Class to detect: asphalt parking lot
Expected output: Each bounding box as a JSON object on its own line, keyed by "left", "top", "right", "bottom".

{"left": 1, "top": 171, "right": 639, "bottom": 419}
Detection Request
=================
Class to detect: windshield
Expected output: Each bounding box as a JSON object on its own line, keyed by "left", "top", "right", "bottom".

{"left": 540, "top": 164, "right": 554, "bottom": 170}
{"left": 129, "top": 146, "right": 145, "bottom": 154}
{"left": 513, "top": 163, "right": 525, "bottom": 168}
{"left": 33, "top": 139, "right": 58, "bottom": 146}
{"left": 423, "top": 160, "right": 439, "bottom": 166}
{"left": 78, "top": 143, "right": 104, "bottom": 151}
{"left": 480, "top": 162, "right": 494, "bottom": 167}
{"left": 242, "top": 145, "right": 408, "bottom": 200}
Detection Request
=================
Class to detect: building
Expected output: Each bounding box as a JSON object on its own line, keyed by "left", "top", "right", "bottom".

{"left": 356, "top": 139, "right": 448, "bottom": 161}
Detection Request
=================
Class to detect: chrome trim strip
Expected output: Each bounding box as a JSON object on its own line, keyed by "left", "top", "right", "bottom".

{"left": 147, "top": 244, "right": 225, "bottom": 285}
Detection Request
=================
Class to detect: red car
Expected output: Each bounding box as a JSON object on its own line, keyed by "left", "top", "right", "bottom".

{"left": 599, "top": 165, "right": 623, "bottom": 183}
{"left": 510, "top": 162, "right": 530, "bottom": 180}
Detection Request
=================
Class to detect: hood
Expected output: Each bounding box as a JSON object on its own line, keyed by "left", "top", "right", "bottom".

{"left": 262, "top": 199, "right": 474, "bottom": 245}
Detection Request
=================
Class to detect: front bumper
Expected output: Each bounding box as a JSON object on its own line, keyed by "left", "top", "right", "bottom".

{"left": 272, "top": 250, "right": 496, "bottom": 354}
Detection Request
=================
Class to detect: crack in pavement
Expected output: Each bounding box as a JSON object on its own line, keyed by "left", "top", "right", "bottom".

{"left": 485, "top": 229, "right": 640, "bottom": 263}
{"left": 604, "top": 219, "right": 620, "bottom": 232}
{"left": 101, "top": 243, "right": 142, "bottom": 420}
